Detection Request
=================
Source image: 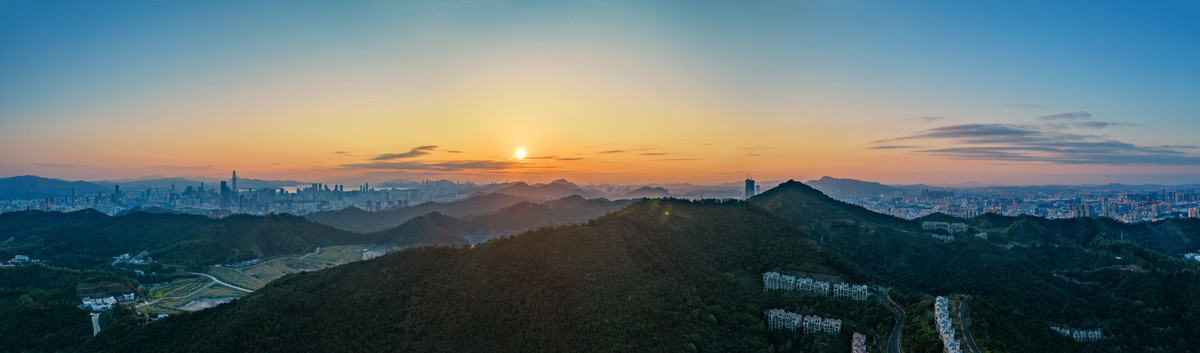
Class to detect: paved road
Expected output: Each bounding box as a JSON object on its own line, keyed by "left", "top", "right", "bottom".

{"left": 958, "top": 300, "right": 982, "bottom": 353}
{"left": 137, "top": 273, "right": 254, "bottom": 309}
{"left": 878, "top": 287, "right": 905, "bottom": 353}
{"left": 90, "top": 313, "right": 101, "bottom": 336}
{"left": 190, "top": 272, "right": 255, "bottom": 293}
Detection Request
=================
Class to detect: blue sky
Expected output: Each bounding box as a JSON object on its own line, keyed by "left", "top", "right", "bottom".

{"left": 1, "top": 0, "right": 1198, "bottom": 184}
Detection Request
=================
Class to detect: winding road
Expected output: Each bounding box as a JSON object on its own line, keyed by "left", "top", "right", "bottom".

{"left": 190, "top": 272, "right": 255, "bottom": 293}
{"left": 877, "top": 286, "right": 905, "bottom": 353}
{"left": 90, "top": 313, "right": 101, "bottom": 336}
{"left": 958, "top": 300, "right": 982, "bottom": 353}
{"left": 136, "top": 272, "right": 255, "bottom": 309}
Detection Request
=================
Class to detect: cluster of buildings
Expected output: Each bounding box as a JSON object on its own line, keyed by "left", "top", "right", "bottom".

{"left": 81, "top": 293, "right": 136, "bottom": 312}
{"left": 0, "top": 254, "right": 38, "bottom": 267}
{"left": 112, "top": 252, "right": 152, "bottom": 265}
{"left": 1051, "top": 326, "right": 1102, "bottom": 342}
{"left": 931, "top": 234, "right": 956, "bottom": 242}
{"left": 934, "top": 297, "right": 963, "bottom": 353}
{"left": 851, "top": 332, "right": 866, "bottom": 353}
{"left": 836, "top": 186, "right": 1200, "bottom": 223}
{"left": 923, "top": 221, "right": 970, "bottom": 233}
{"left": 762, "top": 272, "right": 870, "bottom": 300}
{"left": 0, "top": 172, "right": 493, "bottom": 217}
{"left": 764, "top": 308, "right": 842, "bottom": 334}
{"left": 1183, "top": 252, "right": 1200, "bottom": 262}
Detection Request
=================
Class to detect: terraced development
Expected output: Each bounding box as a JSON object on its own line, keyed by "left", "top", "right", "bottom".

{"left": 134, "top": 245, "right": 394, "bottom": 315}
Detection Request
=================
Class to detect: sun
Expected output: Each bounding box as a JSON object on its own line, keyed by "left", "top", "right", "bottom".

{"left": 515, "top": 149, "right": 527, "bottom": 159}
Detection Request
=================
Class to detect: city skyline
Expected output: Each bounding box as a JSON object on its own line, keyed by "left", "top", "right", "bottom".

{"left": 3, "top": 1, "right": 1199, "bottom": 185}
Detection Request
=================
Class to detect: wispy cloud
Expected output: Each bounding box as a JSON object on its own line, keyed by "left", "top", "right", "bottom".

{"left": 371, "top": 145, "right": 438, "bottom": 160}
{"left": 876, "top": 123, "right": 1200, "bottom": 165}
{"left": 343, "top": 160, "right": 529, "bottom": 172}
{"left": 599, "top": 149, "right": 626, "bottom": 154}
{"left": 639, "top": 152, "right": 668, "bottom": 156}
{"left": 869, "top": 145, "right": 919, "bottom": 150}
{"left": 905, "top": 116, "right": 944, "bottom": 123}
{"left": 1036, "top": 111, "right": 1092, "bottom": 121}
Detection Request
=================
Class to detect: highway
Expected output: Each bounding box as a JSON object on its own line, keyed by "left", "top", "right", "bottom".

{"left": 877, "top": 287, "right": 905, "bottom": 353}
{"left": 958, "top": 300, "right": 982, "bottom": 353}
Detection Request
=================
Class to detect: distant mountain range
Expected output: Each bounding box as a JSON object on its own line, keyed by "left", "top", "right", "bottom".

{"left": 804, "top": 176, "right": 902, "bottom": 196}
{"left": 0, "top": 175, "right": 110, "bottom": 197}
{"left": 471, "top": 179, "right": 605, "bottom": 200}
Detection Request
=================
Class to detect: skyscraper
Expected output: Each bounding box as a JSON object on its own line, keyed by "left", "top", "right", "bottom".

{"left": 220, "top": 181, "right": 230, "bottom": 210}
{"left": 231, "top": 170, "right": 238, "bottom": 193}
{"left": 745, "top": 177, "right": 756, "bottom": 199}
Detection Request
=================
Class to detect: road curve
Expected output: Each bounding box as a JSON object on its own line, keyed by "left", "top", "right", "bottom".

{"left": 91, "top": 313, "right": 101, "bottom": 336}
{"left": 190, "top": 272, "right": 255, "bottom": 293}
{"left": 877, "top": 287, "right": 905, "bottom": 353}
{"left": 958, "top": 300, "right": 982, "bottom": 353}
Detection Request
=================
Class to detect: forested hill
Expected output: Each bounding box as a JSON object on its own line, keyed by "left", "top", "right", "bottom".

{"left": 91, "top": 199, "right": 871, "bottom": 352}
{"left": 89, "top": 196, "right": 1077, "bottom": 353}
{"left": 0, "top": 196, "right": 634, "bottom": 269}
{"left": 916, "top": 211, "right": 1200, "bottom": 256}
{"left": 305, "top": 192, "right": 528, "bottom": 232}
{"left": 752, "top": 181, "right": 1200, "bottom": 352}
{"left": 749, "top": 180, "right": 914, "bottom": 231}
{"left": 0, "top": 210, "right": 373, "bottom": 267}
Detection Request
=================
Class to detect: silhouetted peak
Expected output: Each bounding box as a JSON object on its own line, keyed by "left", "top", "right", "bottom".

{"left": 548, "top": 178, "right": 574, "bottom": 185}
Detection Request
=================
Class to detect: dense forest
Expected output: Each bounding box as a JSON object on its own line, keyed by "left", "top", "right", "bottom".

{"left": 87, "top": 195, "right": 1085, "bottom": 352}
{"left": 4, "top": 181, "right": 1199, "bottom": 352}
{"left": 0, "top": 195, "right": 633, "bottom": 269}
{"left": 0, "top": 264, "right": 135, "bottom": 353}
{"left": 751, "top": 181, "right": 1200, "bottom": 352}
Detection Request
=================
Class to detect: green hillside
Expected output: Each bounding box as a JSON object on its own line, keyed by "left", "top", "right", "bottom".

{"left": 0, "top": 210, "right": 373, "bottom": 267}
{"left": 752, "top": 181, "right": 1200, "bottom": 352}
{"left": 87, "top": 197, "right": 1074, "bottom": 353}
{"left": 0, "top": 264, "right": 135, "bottom": 353}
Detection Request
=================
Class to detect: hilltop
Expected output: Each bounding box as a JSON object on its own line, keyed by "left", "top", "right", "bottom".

{"left": 0, "top": 175, "right": 110, "bottom": 198}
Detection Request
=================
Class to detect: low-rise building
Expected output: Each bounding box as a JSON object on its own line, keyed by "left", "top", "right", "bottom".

{"left": 851, "top": 285, "right": 869, "bottom": 300}
{"left": 823, "top": 318, "right": 842, "bottom": 334}
{"left": 82, "top": 296, "right": 118, "bottom": 311}
{"left": 851, "top": 332, "right": 867, "bottom": 353}
{"left": 833, "top": 283, "right": 851, "bottom": 298}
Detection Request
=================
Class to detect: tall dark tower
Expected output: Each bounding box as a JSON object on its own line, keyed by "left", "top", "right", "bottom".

{"left": 231, "top": 170, "right": 238, "bottom": 193}
{"left": 745, "top": 176, "right": 756, "bottom": 199}
{"left": 220, "top": 181, "right": 230, "bottom": 209}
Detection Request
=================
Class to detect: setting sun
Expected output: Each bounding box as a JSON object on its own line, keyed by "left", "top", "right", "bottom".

{"left": 515, "top": 149, "right": 526, "bottom": 159}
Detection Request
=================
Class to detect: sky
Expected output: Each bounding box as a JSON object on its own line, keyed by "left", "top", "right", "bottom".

{"left": 1, "top": 0, "right": 1199, "bottom": 185}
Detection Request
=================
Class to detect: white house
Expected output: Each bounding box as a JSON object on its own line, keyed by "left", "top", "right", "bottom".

{"left": 851, "top": 333, "right": 867, "bottom": 353}
{"left": 851, "top": 285, "right": 869, "bottom": 300}
{"left": 833, "top": 283, "right": 851, "bottom": 298}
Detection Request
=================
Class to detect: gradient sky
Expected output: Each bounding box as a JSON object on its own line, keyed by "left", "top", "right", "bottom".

{"left": 2, "top": 0, "right": 1199, "bottom": 185}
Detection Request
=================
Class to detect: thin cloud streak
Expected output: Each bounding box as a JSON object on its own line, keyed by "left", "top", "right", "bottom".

{"left": 878, "top": 123, "right": 1200, "bottom": 166}
{"left": 372, "top": 145, "right": 438, "bottom": 160}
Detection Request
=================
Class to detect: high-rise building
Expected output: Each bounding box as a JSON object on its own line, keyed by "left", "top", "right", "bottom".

{"left": 231, "top": 170, "right": 238, "bottom": 194}
{"left": 745, "top": 177, "right": 756, "bottom": 199}
{"left": 219, "top": 181, "right": 230, "bottom": 209}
